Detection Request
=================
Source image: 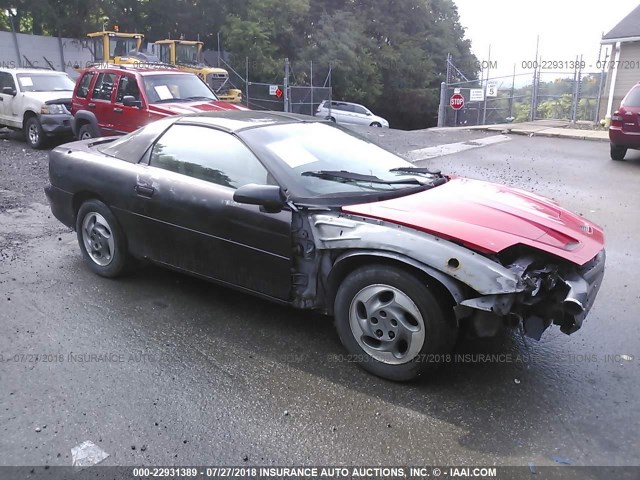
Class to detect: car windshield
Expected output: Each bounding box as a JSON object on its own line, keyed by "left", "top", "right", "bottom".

{"left": 142, "top": 74, "right": 217, "bottom": 103}
{"left": 176, "top": 44, "right": 199, "bottom": 63}
{"left": 240, "top": 122, "right": 437, "bottom": 198}
{"left": 109, "top": 37, "right": 138, "bottom": 57}
{"left": 17, "top": 73, "right": 75, "bottom": 92}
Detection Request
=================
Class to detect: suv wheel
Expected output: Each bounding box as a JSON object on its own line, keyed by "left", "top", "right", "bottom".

{"left": 78, "top": 124, "right": 95, "bottom": 140}
{"left": 610, "top": 144, "right": 627, "bottom": 161}
{"left": 24, "top": 116, "right": 46, "bottom": 149}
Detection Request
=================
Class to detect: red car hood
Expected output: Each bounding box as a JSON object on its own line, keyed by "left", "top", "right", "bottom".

{"left": 342, "top": 177, "right": 604, "bottom": 266}
{"left": 148, "top": 101, "right": 248, "bottom": 116}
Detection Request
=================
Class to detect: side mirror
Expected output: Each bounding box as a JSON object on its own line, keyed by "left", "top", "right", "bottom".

{"left": 122, "top": 95, "right": 142, "bottom": 108}
{"left": 233, "top": 184, "right": 286, "bottom": 213}
{"left": 2, "top": 86, "right": 16, "bottom": 96}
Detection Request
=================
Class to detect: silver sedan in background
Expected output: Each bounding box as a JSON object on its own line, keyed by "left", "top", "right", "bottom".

{"left": 315, "top": 100, "right": 389, "bottom": 128}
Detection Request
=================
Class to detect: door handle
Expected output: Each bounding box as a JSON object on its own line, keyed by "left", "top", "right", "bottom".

{"left": 113, "top": 107, "right": 123, "bottom": 113}
{"left": 135, "top": 184, "right": 155, "bottom": 197}
{"left": 88, "top": 103, "right": 96, "bottom": 108}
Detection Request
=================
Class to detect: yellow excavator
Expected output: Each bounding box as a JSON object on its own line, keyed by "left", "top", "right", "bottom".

{"left": 82, "top": 30, "right": 242, "bottom": 103}
{"left": 154, "top": 39, "right": 242, "bottom": 103}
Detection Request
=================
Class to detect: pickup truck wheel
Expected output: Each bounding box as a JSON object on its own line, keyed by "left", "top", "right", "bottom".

{"left": 78, "top": 124, "right": 95, "bottom": 140}
{"left": 24, "top": 116, "right": 46, "bottom": 149}
{"left": 76, "top": 200, "right": 129, "bottom": 278}
{"left": 610, "top": 144, "right": 627, "bottom": 161}
{"left": 334, "top": 265, "right": 454, "bottom": 382}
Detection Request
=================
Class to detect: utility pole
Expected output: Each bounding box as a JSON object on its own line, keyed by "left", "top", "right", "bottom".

{"left": 245, "top": 56, "right": 249, "bottom": 108}
{"left": 310, "top": 60, "right": 314, "bottom": 116}
{"left": 8, "top": 9, "right": 22, "bottom": 67}
{"left": 217, "top": 32, "right": 221, "bottom": 68}
{"left": 437, "top": 82, "right": 447, "bottom": 127}
{"left": 530, "top": 35, "right": 540, "bottom": 121}
{"left": 509, "top": 63, "right": 516, "bottom": 120}
{"left": 284, "top": 58, "right": 290, "bottom": 113}
{"left": 482, "top": 44, "right": 491, "bottom": 125}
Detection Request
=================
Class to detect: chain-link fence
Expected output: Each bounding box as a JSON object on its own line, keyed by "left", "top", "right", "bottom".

{"left": 213, "top": 56, "right": 333, "bottom": 116}
{"left": 438, "top": 53, "right": 609, "bottom": 127}
{"left": 289, "top": 86, "right": 332, "bottom": 116}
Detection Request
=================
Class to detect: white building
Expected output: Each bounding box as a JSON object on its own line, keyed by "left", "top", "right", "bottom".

{"left": 600, "top": 5, "right": 640, "bottom": 120}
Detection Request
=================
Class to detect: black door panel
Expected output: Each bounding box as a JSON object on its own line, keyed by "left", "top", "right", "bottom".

{"left": 129, "top": 165, "right": 291, "bottom": 300}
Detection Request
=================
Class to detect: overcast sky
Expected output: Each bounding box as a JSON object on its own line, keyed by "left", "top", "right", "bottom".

{"left": 452, "top": 0, "right": 639, "bottom": 79}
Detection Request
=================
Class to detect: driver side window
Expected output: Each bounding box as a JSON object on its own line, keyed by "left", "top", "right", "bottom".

{"left": 150, "top": 125, "right": 269, "bottom": 189}
{"left": 115, "top": 75, "right": 141, "bottom": 103}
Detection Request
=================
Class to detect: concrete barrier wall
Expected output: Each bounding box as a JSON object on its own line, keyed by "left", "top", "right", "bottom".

{"left": 0, "top": 31, "right": 93, "bottom": 77}
{"left": 0, "top": 31, "right": 222, "bottom": 79}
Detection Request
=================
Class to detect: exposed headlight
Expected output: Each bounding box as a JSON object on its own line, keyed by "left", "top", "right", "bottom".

{"left": 41, "top": 104, "right": 69, "bottom": 115}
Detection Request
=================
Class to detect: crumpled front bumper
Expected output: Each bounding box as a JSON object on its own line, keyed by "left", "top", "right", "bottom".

{"left": 557, "top": 249, "right": 606, "bottom": 334}
{"left": 458, "top": 249, "right": 606, "bottom": 340}
{"left": 40, "top": 113, "right": 73, "bottom": 135}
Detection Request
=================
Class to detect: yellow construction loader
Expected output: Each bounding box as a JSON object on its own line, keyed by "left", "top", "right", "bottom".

{"left": 154, "top": 39, "right": 242, "bottom": 103}
{"left": 86, "top": 31, "right": 145, "bottom": 65}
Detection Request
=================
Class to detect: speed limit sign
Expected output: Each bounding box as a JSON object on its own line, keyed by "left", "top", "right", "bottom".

{"left": 486, "top": 81, "right": 498, "bottom": 97}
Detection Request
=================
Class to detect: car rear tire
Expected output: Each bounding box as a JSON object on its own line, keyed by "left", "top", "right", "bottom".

{"left": 76, "top": 200, "right": 129, "bottom": 278}
{"left": 610, "top": 144, "right": 627, "bottom": 161}
{"left": 24, "top": 116, "right": 46, "bottom": 149}
{"left": 334, "top": 265, "right": 455, "bottom": 382}
{"left": 370, "top": 122, "right": 382, "bottom": 127}
{"left": 78, "top": 123, "right": 95, "bottom": 140}
{"left": 328, "top": 116, "right": 336, "bottom": 122}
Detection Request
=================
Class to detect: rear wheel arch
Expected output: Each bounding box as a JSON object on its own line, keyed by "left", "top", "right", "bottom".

{"left": 72, "top": 191, "right": 107, "bottom": 227}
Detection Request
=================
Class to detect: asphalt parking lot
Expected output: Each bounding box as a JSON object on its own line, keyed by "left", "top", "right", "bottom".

{"left": 0, "top": 126, "right": 638, "bottom": 470}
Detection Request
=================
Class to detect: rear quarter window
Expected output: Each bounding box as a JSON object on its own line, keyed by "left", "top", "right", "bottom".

{"left": 622, "top": 86, "right": 640, "bottom": 107}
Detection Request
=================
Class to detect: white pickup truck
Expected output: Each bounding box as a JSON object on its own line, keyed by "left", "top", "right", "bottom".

{"left": 0, "top": 68, "right": 75, "bottom": 149}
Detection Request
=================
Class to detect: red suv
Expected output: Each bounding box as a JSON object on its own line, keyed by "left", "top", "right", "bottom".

{"left": 71, "top": 65, "right": 247, "bottom": 139}
{"left": 609, "top": 82, "right": 640, "bottom": 160}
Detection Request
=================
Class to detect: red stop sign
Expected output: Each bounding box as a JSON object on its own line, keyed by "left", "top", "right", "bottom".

{"left": 450, "top": 93, "right": 464, "bottom": 110}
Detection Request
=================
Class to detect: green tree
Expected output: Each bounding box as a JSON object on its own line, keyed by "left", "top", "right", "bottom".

{"left": 303, "top": 10, "right": 382, "bottom": 103}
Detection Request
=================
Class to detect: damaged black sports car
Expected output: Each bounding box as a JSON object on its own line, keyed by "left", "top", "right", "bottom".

{"left": 45, "top": 112, "right": 605, "bottom": 381}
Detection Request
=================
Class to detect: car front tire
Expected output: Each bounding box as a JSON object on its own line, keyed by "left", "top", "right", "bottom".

{"left": 78, "top": 123, "right": 95, "bottom": 140}
{"left": 610, "top": 144, "right": 627, "bottom": 161}
{"left": 334, "top": 265, "right": 455, "bottom": 382}
{"left": 24, "top": 116, "right": 46, "bottom": 149}
{"left": 76, "top": 200, "right": 129, "bottom": 278}
{"left": 370, "top": 122, "right": 382, "bottom": 127}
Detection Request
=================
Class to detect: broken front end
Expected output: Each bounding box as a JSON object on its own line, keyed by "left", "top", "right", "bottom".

{"left": 296, "top": 213, "right": 605, "bottom": 341}
{"left": 456, "top": 248, "right": 605, "bottom": 340}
